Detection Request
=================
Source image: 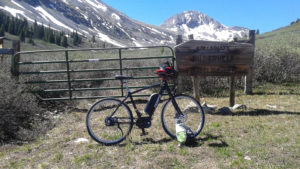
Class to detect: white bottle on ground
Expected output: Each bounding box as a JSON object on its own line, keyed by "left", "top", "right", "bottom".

{"left": 176, "top": 120, "right": 187, "bottom": 146}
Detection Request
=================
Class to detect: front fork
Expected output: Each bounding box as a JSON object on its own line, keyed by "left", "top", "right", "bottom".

{"left": 164, "top": 82, "right": 184, "bottom": 119}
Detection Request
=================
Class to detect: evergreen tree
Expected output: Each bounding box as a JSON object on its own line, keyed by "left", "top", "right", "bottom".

{"left": 19, "top": 30, "right": 25, "bottom": 42}
{"left": 72, "top": 31, "right": 78, "bottom": 45}
{"left": 0, "top": 12, "right": 3, "bottom": 26}
{"left": 40, "top": 24, "right": 45, "bottom": 39}
{"left": 48, "top": 31, "right": 55, "bottom": 43}
{"left": 8, "top": 19, "right": 15, "bottom": 34}
{"left": 256, "top": 29, "right": 260, "bottom": 35}
{"left": 33, "top": 19, "right": 38, "bottom": 38}
{"left": 4, "top": 15, "right": 10, "bottom": 31}
{"left": 55, "top": 33, "right": 61, "bottom": 45}
{"left": 27, "top": 35, "right": 35, "bottom": 45}
{"left": 72, "top": 31, "right": 82, "bottom": 46}
{"left": 92, "top": 35, "right": 96, "bottom": 43}
{"left": 0, "top": 24, "right": 5, "bottom": 37}
{"left": 61, "top": 36, "right": 68, "bottom": 48}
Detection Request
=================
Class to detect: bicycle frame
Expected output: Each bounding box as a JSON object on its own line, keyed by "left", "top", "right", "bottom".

{"left": 110, "top": 80, "right": 183, "bottom": 119}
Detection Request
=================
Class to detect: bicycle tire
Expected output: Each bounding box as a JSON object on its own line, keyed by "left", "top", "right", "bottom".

{"left": 161, "top": 94, "right": 205, "bottom": 139}
{"left": 86, "top": 98, "right": 133, "bottom": 145}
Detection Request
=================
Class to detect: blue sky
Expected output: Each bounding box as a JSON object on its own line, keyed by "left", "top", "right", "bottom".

{"left": 101, "top": 0, "right": 299, "bottom": 33}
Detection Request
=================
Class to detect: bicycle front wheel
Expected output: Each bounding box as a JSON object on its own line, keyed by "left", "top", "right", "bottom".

{"left": 86, "top": 98, "right": 133, "bottom": 145}
{"left": 161, "top": 95, "right": 205, "bottom": 139}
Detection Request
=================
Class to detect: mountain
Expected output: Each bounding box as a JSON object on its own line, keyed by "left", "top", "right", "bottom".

{"left": 0, "top": 0, "right": 175, "bottom": 47}
{"left": 0, "top": 1, "right": 249, "bottom": 46}
{"left": 161, "top": 11, "right": 249, "bottom": 41}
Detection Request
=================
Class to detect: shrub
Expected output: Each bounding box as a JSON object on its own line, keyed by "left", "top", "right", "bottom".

{"left": 254, "top": 48, "right": 300, "bottom": 83}
{"left": 0, "top": 71, "right": 53, "bottom": 143}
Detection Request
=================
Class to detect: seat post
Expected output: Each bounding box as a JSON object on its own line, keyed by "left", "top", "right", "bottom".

{"left": 123, "top": 80, "right": 131, "bottom": 93}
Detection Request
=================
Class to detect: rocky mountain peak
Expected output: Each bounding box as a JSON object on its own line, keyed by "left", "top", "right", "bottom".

{"left": 160, "top": 10, "right": 248, "bottom": 41}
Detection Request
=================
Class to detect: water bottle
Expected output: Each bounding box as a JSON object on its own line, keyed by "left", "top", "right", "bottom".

{"left": 176, "top": 120, "right": 187, "bottom": 146}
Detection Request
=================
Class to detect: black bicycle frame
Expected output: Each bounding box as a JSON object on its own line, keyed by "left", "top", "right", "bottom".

{"left": 110, "top": 80, "right": 183, "bottom": 119}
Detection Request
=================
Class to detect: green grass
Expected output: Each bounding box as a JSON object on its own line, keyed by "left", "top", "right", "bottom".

{"left": 241, "top": 21, "right": 300, "bottom": 57}
{"left": 0, "top": 83, "right": 299, "bottom": 168}
{"left": 256, "top": 21, "right": 300, "bottom": 55}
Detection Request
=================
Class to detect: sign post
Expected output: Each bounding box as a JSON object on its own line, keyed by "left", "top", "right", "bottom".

{"left": 244, "top": 30, "right": 256, "bottom": 94}
{"left": 187, "top": 34, "right": 201, "bottom": 102}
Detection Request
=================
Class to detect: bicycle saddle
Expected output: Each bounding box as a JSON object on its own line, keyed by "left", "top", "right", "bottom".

{"left": 115, "top": 75, "right": 134, "bottom": 80}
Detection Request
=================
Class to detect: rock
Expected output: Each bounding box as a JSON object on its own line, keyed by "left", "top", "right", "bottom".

{"left": 201, "top": 102, "right": 217, "bottom": 113}
{"left": 184, "top": 101, "right": 203, "bottom": 113}
{"left": 74, "top": 138, "right": 89, "bottom": 144}
{"left": 244, "top": 156, "right": 251, "bottom": 161}
{"left": 202, "top": 106, "right": 216, "bottom": 114}
{"left": 232, "top": 104, "right": 247, "bottom": 110}
{"left": 266, "top": 104, "right": 277, "bottom": 109}
{"left": 201, "top": 102, "right": 207, "bottom": 107}
{"left": 185, "top": 101, "right": 217, "bottom": 114}
{"left": 218, "top": 107, "right": 231, "bottom": 114}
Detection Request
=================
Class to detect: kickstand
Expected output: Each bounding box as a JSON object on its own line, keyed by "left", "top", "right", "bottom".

{"left": 140, "top": 128, "right": 148, "bottom": 136}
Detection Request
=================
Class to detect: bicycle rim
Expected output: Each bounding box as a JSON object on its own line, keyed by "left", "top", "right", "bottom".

{"left": 161, "top": 95, "right": 205, "bottom": 138}
{"left": 86, "top": 98, "right": 133, "bottom": 145}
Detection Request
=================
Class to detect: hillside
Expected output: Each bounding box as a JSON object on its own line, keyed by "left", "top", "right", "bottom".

{"left": 0, "top": 0, "right": 175, "bottom": 46}
{"left": 256, "top": 21, "right": 300, "bottom": 54}
{"left": 254, "top": 21, "right": 300, "bottom": 83}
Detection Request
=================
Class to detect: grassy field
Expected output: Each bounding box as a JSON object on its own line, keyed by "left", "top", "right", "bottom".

{"left": 256, "top": 21, "right": 300, "bottom": 54}
{"left": 0, "top": 83, "right": 299, "bottom": 169}
{"left": 1, "top": 22, "right": 299, "bottom": 169}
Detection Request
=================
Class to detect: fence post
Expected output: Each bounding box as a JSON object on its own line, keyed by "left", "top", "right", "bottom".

{"left": 11, "top": 40, "right": 20, "bottom": 76}
{"left": 119, "top": 48, "right": 124, "bottom": 97}
{"left": 244, "top": 30, "right": 255, "bottom": 94}
{"left": 175, "top": 35, "right": 183, "bottom": 93}
{"left": 188, "top": 34, "right": 201, "bottom": 102}
{"left": 65, "top": 51, "right": 73, "bottom": 100}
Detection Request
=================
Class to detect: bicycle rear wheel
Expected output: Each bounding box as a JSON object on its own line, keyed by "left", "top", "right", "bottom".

{"left": 161, "top": 95, "right": 205, "bottom": 139}
{"left": 86, "top": 98, "right": 133, "bottom": 145}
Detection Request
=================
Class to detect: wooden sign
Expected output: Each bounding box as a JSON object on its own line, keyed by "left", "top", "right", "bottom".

{"left": 175, "top": 40, "right": 254, "bottom": 76}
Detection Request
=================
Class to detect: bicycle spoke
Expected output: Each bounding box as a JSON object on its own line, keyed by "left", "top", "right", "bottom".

{"left": 86, "top": 99, "right": 133, "bottom": 145}
{"left": 161, "top": 95, "right": 205, "bottom": 139}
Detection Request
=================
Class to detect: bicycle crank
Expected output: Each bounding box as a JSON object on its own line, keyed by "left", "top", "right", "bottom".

{"left": 136, "top": 117, "right": 152, "bottom": 129}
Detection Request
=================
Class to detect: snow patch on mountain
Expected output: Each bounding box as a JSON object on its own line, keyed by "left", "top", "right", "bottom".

{"left": 111, "top": 13, "right": 120, "bottom": 20}
{"left": 34, "top": 6, "right": 74, "bottom": 32}
{"left": 94, "top": 27, "right": 125, "bottom": 47}
{"left": 0, "top": 6, "right": 24, "bottom": 17}
{"left": 62, "top": 0, "right": 69, "bottom": 5}
{"left": 86, "top": 0, "right": 107, "bottom": 12}
{"left": 11, "top": 0, "right": 25, "bottom": 10}
{"left": 161, "top": 11, "right": 248, "bottom": 41}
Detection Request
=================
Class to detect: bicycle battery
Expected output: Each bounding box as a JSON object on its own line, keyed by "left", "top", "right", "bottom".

{"left": 144, "top": 93, "right": 160, "bottom": 116}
